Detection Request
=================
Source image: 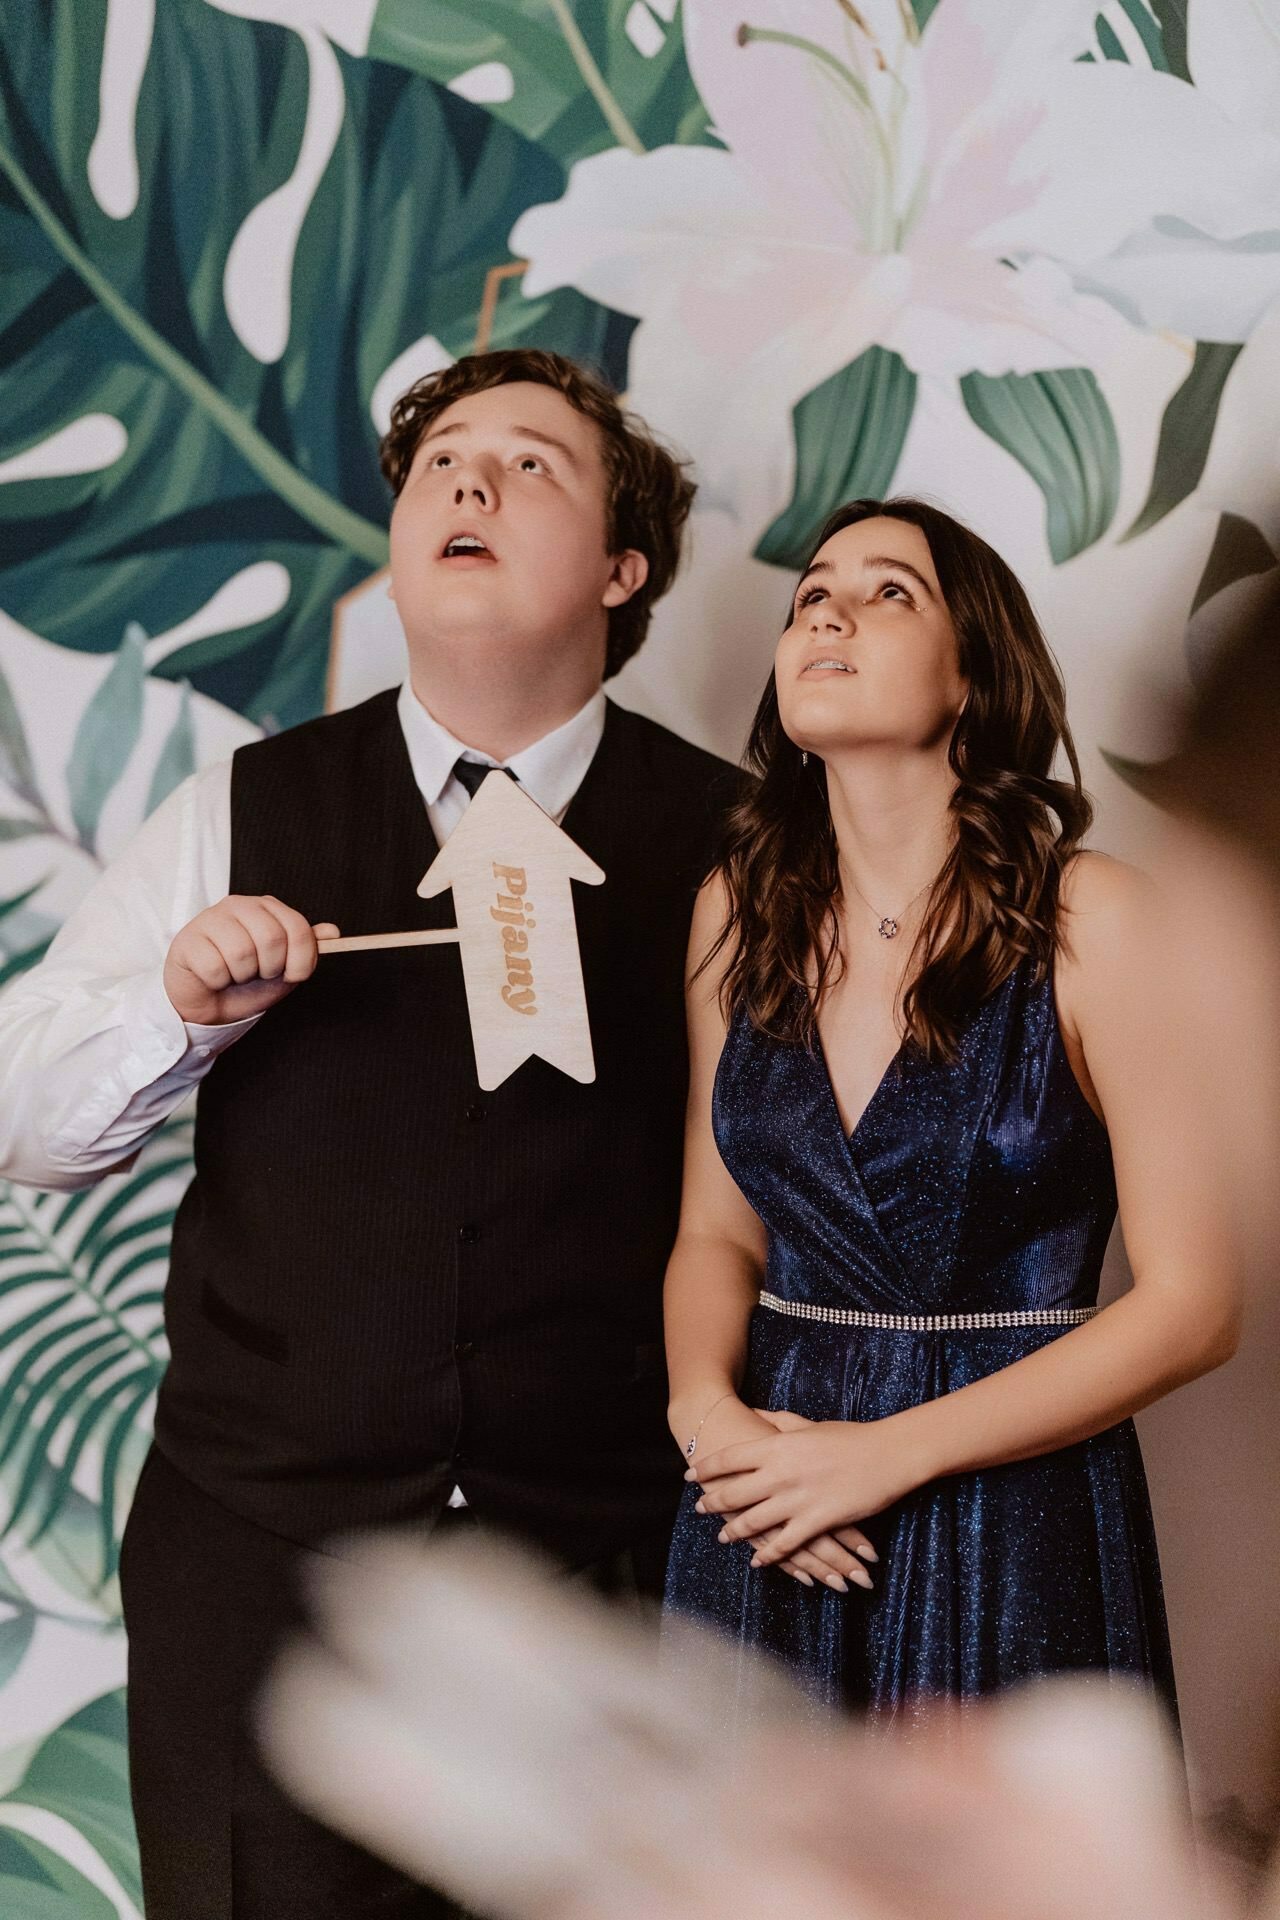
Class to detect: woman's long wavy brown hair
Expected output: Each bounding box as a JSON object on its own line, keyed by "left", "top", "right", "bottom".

{"left": 710, "top": 498, "right": 1093, "bottom": 1061}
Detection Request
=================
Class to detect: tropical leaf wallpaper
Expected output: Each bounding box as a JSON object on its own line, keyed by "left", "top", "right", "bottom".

{"left": 2, "top": 0, "right": 1279, "bottom": 1907}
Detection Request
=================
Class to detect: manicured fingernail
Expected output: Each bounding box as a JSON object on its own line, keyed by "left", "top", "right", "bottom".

{"left": 717, "top": 1529, "right": 729, "bottom": 1545}
{"left": 826, "top": 1574, "right": 849, "bottom": 1593}
{"left": 856, "top": 1544, "right": 879, "bottom": 1562}
{"left": 694, "top": 1499, "right": 706, "bottom": 1514}
{"left": 683, "top": 1469, "right": 697, "bottom": 1482}
{"left": 749, "top": 1555, "right": 762, "bottom": 1569}
{"left": 796, "top": 1571, "right": 814, "bottom": 1587}
{"left": 853, "top": 1567, "right": 874, "bottom": 1590}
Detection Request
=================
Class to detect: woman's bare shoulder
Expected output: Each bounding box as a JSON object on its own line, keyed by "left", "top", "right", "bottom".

{"left": 692, "top": 866, "right": 732, "bottom": 934}
{"left": 687, "top": 868, "right": 735, "bottom": 1009}
{"left": 1056, "top": 850, "right": 1158, "bottom": 1003}
{"left": 1060, "top": 848, "right": 1153, "bottom": 925}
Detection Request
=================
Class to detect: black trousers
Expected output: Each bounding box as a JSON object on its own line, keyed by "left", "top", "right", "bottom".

{"left": 119, "top": 1446, "right": 671, "bottom": 1919}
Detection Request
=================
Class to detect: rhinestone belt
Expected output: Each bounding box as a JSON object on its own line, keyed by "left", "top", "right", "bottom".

{"left": 757, "top": 1291, "right": 1097, "bottom": 1332}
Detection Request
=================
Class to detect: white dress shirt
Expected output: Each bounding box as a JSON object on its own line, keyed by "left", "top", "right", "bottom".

{"left": 0, "top": 683, "right": 607, "bottom": 1192}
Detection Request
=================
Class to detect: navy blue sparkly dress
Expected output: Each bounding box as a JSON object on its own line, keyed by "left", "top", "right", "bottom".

{"left": 664, "top": 959, "right": 1177, "bottom": 1721}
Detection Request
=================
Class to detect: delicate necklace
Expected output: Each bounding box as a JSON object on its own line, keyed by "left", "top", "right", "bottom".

{"left": 846, "top": 871, "right": 936, "bottom": 941}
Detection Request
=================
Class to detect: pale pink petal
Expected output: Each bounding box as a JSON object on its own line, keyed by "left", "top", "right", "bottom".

{"left": 910, "top": 98, "right": 1048, "bottom": 254}
{"left": 513, "top": 145, "right": 847, "bottom": 359}
{"left": 622, "top": 252, "right": 904, "bottom": 527}
{"left": 683, "top": 0, "right": 919, "bottom": 242}
{"left": 885, "top": 252, "right": 1133, "bottom": 378}
{"left": 918, "top": 0, "right": 1099, "bottom": 177}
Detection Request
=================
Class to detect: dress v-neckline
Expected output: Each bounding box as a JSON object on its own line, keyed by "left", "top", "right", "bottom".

{"left": 813, "top": 1022, "right": 907, "bottom": 1152}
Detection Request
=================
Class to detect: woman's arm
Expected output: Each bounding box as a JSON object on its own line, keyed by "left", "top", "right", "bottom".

{"left": 664, "top": 875, "right": 769, "bottom": 1447}
{"left": 694, "top": 854, "right": 1243, "bottom": 1565}
{"left": 666, "top": 876, "right": 876, "bottom": 1591}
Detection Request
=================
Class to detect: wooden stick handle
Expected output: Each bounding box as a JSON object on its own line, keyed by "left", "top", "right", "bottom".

{"left": 318, "top": 929, "right": 460, "bottom": 955}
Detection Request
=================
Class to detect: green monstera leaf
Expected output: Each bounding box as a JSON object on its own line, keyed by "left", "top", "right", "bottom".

{"left": 960, "top": 368, "right": 1122, "bottom": 564}
{"left": 0, "top": 628, "right": 209, "bottom": 985}
{"left": 367, "top": 0, "right": 711, "bottom": 166}
{"left": 1124, "top": 343, "right": 1243, "bottom": 541}
{"left": 0, "top": 1560, "right": 38, "bottom": 1693}
{"left": 0, "top": 0, "right": 640, "bottom": 730}
{"left": 64, "top": 629, "right": 146, "bottom": 858}
{"left": 0, "top": 1118, "right": 192, "bottom": 1584}
{"left": 0, "top": 1828, "right": 119, "bottom": 1919}
{"left": 0, "top": 1690, "right": 138, "bottom": 1918}
{"left": 755, "top": 348, "right": 919, "bottom": 571}
{"left": 1189, "top": 512, "right": 1277, "bottom": 615}
{"left": 0, "top": 879, "right": 57, "bottom": 992}
{"left": 1148, "top": 0, "right": 1191, "bottom": 79}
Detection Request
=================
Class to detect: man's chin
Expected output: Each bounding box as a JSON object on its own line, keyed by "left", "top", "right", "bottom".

{"left": 403, "top": 581, "right": 522, "bottom": 643}
{"left": 404, "top": 609, "right": 605, "bottom": 675}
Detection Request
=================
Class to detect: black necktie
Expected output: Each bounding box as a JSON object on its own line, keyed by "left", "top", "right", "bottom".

{"left": 451, "top": 757, "right": 519, "bottom": 800}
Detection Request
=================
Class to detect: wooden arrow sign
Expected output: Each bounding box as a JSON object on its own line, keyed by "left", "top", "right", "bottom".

{"left": 419, "top": 772, "right": 603, "bottom": 1088}
{"left": 319, "top": 771, "right": 604, "bottom": 1089}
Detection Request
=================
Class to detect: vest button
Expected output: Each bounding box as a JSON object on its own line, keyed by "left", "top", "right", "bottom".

{"left": 458, "top": 1222, "right": 480, "bottom": 1244}
{"left": 465, "top": 1103, "right": 486, "bottom": 1123}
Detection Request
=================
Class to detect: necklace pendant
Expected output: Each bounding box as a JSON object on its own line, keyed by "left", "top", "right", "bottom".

{"left": 877, "top": 917, "right": 899, "bottom": 940}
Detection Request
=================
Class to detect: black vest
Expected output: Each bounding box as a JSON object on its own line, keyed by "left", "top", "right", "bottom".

{"left": 155, "top": 691, "right": 740, "bottom": 1565}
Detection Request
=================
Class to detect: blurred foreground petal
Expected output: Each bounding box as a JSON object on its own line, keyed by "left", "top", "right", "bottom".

{"left": 260, "top": 1531, "right": 1246, "bottom": 1920}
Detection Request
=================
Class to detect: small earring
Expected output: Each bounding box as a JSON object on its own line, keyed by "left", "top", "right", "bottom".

{"left": 801, "top": 750, "right": 809, "bottom": 767}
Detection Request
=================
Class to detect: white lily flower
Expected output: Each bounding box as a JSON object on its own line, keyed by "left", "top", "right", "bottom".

{"left": 1189, "top": 0, "right": 1280, "bottom": 128}
{"left": 512, "top": 0, "right": 1280, "bottom": 526}
{"left": 1083, "top": 0, "right": 1280, "bottom": 340}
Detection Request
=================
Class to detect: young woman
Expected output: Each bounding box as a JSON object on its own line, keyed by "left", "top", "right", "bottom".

{"left": 664, "top": 499, "right": 1239, "bottom": 1717}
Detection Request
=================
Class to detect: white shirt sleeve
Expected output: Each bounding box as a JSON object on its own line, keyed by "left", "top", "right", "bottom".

{"left": 0, "top": 759, "right": 259, "bottom": 1190}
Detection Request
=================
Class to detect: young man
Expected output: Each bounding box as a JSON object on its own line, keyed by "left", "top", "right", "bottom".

{"left": 0, "top": 350, "right": 740, "bottom": 1918}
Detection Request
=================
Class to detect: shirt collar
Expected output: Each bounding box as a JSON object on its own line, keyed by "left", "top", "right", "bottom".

{"left": 395, "top": 681, "right": 607, "bottom": 819}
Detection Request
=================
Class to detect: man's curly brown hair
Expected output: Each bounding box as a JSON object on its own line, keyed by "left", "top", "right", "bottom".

{"left": 379, "top": 348, "right": 696, "bottom": 678}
